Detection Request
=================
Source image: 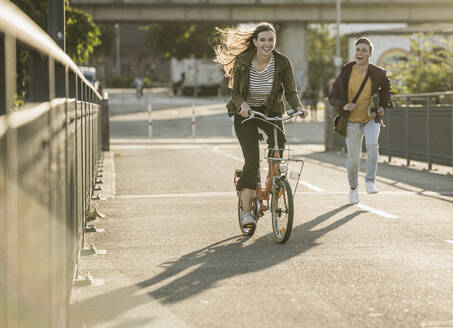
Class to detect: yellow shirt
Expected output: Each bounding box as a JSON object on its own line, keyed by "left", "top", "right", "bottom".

{"left": 348, "top": 65, "right": 372, "bottom": 123}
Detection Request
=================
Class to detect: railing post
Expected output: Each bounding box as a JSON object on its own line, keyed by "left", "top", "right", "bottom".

{"left": 87, "top": 88, "right": 91, "bottom": 203}
{"left": 426, "top": 96, "right": 431, "bottom": 170}
{"left": 5, "top": 33, "right": 19, "bottom": 328}
{"left": 48, "top": 56, "right": 58, "bottom": 328}
{"left": 102, "top": 94, "right": 110, "bottom": 151}
{"left": 63, "top": 64, "right": 70, "bottom": 323}
{"left": 386, "top": 101, "right": 391, "bottom": 162}
{"left": 405, "top": 96, "right": 410, "bottom": 166}
{"left": 80, "top": 80, "right": 86, "bottom": 250}
{"left": 74, "top": 73, "right": 80, "bottom": 267}
{"left": 451, "top": 94, "right": 453, "bottom": 174}
{"left": 90, "top": 89, "right": 94, "bottom": 198}
{"left": 0, "top": 118, "right": 6, "bottom": 327}
{"left": 0, "top": 34, "right": 5, "bottom": 115}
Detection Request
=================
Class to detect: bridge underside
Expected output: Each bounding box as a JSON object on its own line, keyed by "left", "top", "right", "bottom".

{"left": 70, "top": 0, "right": 453, "bottom": 94}
{"left": 72, "top": 3, "right": 453, "bottom": 24}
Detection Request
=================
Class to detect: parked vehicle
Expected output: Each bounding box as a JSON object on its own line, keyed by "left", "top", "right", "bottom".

{"left": 170, "top": 58, "right": 224, "bottom": 96}
{"left": 79, "top": 66, "right": 99, "bottom": 90}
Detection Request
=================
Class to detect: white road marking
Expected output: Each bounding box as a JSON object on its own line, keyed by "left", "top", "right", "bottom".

{"left": 299, "top": 180, "right": 325, "bottom": 192}
{"left": 445, "top": 240, "right": 453, "bottom": 245}
{"left": 354, "top": 203, "right": 399, "bottom": 219}
{"left": 213, "top": 146, "right": 401, "bottom": 219}
{"left": 264, "top": 168, "right": 326, "bottom": 192}
{"left": 213, "top": 146, "right": 244, "bottom": 162}
{"left": 112, "top": 144, "right": 205, "bottom": 150}
{"left": 295, "top": 191, "right": 451, "bottom": 195}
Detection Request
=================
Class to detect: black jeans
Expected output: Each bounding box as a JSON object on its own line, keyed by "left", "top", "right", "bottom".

{"left": 234, "top": 106, "right": 285, "bottom": 191}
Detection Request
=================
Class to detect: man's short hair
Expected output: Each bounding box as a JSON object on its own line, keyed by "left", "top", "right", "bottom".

{"left": 354, "top": 37, "right": 373, "bottom": 53}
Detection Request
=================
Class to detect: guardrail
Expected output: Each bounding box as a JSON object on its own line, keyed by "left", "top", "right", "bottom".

{"left": 328, "top": 92, "right": 453, "bottom": 171}
{"left": 0, "top": 1, "right": 108, "bottom": 327}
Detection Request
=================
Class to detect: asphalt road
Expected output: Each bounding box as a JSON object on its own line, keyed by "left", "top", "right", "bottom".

{"left": 69, "top": 91, "right": 453, "bottom": 328}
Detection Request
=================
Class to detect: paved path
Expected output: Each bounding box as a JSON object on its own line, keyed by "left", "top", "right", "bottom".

{"left": 69, "top": 93, "right": 453, "bottom": 328}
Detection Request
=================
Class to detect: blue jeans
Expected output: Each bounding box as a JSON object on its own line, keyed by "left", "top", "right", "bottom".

{"left": 345, "top": 120, "right": 380, "bottom": 189}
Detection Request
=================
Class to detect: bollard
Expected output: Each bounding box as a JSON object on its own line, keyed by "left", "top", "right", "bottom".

{"left": 231, "top": 116, "right": 235, "bottom": 137}
{"left": 148, "top": 102, "right": 152, "bottom": 138}
{"left": 192, "top": 103, "right": 196, "bottom": 137}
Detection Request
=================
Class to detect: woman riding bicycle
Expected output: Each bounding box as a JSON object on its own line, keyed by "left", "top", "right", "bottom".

{"left": 214, "top": 22, "right": 308, "bottom": 228}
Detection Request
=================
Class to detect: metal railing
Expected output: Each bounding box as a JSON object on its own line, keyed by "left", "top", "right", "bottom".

{"left": 0, "top": 1, "right": 108, "bottom": 327}
{"left": 329, "top": 92, "right": 453, "bottom": 171}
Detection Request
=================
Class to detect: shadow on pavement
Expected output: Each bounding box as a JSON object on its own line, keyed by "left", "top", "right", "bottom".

{"left": 300, "top": 151, "right": 453, "bottom": 204}
{"left": 70, "top": 204, "right": 365, "bottom": 327}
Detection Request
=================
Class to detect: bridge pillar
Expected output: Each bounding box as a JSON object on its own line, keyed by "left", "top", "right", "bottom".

{"left": 278, "top": 22, "right": 307, "bottom": 96}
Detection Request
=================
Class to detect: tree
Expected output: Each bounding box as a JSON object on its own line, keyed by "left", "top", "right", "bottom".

{"left": 11, "top": 0, "right": 101, "bottom": 103}
{"left": 144, "top": 23, "right": 220, "bottom": 59}
{"left": 306, "top": 25, "right": 349, "bottom": 97}
{"left": 65, "top": 2, "right": 101, "bottom": 64}
{"left": 307, "top": 25, "right": 336, "bottom": 95}
{"left": 391, "top": 33, "right": 453, "bottom": 94}
{"left": 11, "top": 0, "right": 101, "bottom": 64}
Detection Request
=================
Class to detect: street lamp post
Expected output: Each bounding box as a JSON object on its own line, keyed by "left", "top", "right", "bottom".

{"left": 115, "top": 23, "right": 120, "bottom": 75}
{"left": 48, "top": 0, "right": 66, "bottom": 98}
{"left": 334, "top": 0, "right": 342, "bottom": 75}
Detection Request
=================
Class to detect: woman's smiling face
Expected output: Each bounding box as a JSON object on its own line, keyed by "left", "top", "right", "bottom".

{"left": 253, "top": 30, "right": 276, "bottom": 57}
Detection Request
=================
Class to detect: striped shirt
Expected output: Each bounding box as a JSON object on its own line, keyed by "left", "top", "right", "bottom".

{"left": 246, "top": 54, "right": 275, "bottom": 107}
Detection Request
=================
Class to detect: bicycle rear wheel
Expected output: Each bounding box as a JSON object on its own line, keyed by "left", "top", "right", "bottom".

{"left": 271, "top": 178, "right": 294, "bottom": 243}
{"left": 237, "top": 197, "right": 257, "bottom": 237}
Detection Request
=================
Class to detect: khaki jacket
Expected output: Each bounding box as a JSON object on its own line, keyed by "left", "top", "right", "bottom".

{"left": 226, "top": 47, "right": 302, "bottom": 116}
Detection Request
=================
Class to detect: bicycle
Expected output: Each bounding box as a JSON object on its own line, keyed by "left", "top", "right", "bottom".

{"left": 233, "top": 109, "right": 305, "bottom": 243}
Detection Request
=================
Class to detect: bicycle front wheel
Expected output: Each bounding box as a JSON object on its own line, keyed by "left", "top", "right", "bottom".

{"left": 271, "top": 178, "right": 294, "bottom": 243}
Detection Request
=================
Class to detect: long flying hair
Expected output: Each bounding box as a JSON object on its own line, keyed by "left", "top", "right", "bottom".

{"left": 213, "top": 22, "right": 276, "bottom": 88}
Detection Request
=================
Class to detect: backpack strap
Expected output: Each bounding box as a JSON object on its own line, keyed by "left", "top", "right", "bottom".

{"left": 352, "top": 70, "right": 370, "bottom": 104}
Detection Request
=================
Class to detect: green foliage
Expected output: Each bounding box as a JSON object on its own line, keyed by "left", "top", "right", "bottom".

{"left": 11, "top": 0, "right": 101, "bottom": 64}
{"left": 306, "top": 25, "right": 349, "bottom": 96}
{"left": 392, "top": 33, "right": 453, "bottom": 94}
{"left": 65, "top": 1, "right": 101, "bottom": 64}
{"left": 145, "top": 23, "right": 220, "bottom": 59}
{"left": 11, "top": 0, "right": 47, "bottom": 28}
{"left": 307, "top": 25, "right": 335, "bottom": 93}
{"left": 91, "top": 24, "right": 115, "bottom": 60}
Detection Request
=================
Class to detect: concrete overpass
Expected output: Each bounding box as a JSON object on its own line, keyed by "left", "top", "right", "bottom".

{"left": 70, "top": 0, "right": 453, "bottom": 24}
{"left": 70, "top": 0, "right": 453, "bottom": 92}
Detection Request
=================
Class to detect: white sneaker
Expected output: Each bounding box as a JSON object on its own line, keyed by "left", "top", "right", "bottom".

{"left": 349, "top": 188, "right": 359, "bottom": 204}
{"left": 366, "top": 182, "right": 379, "bottom": 194}
{"left": 241, "top": 213, "right": 257, "bottom": 227}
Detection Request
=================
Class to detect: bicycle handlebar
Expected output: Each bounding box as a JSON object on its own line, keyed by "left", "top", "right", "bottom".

{"left": 242, "top": 109, "right": 304, "bottom": 124}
